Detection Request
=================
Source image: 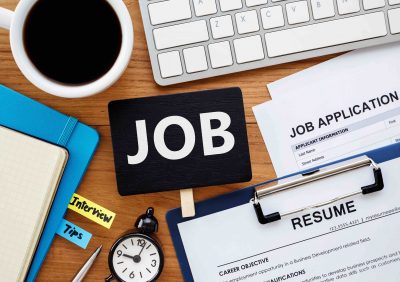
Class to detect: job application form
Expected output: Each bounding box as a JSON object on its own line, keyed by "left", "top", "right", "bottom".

{"left": 254, "top": 44, "right": 400, "bottom": 176}
{"left": 178, "top": 158, "right": 400, "bottom": 282}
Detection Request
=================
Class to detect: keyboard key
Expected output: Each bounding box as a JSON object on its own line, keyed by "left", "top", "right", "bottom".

{"left": 246, "top": 0, "right": 268, "bottom": 6}
{"left": 388, "top": 8, "right": 400, "bottom": 34}
{"left": 209, "top": 41, "right": 233, "bottom": 68}
{"left": 337, "top": 0, "right": 360, "bottom": 14}
{"left": 265, "top": 12, "right": 387, "bottom": 57}
{"left": 183, "top": 46, "right": 208, "bottom": 73}
{"left": 148, "top": 0, "right": 192, "bottom": 25}
{"left": 311, "top": 0, "right": 335, "bottom": 19}
{"left": 233, "top": 35, "right": 265, "bottom": 63}
{"left": 153, "top": 20, "right": 209, "bottom": 50}
{"left": 286, "top": 1, "right": 310, "bottom": 24}
{"left": 236, "top": 10, "right": 260, "bottom": 34}
{"left": 363, "top": 0, "right": 385, "bottom": 9}
{"left": 219, "top": 0, "right": 243, "bottom": 11}
{"left": 261, "top": 6, "right": 285, "bottom": 29}
{"left": 158, "top": 51, "right": 183, "bottom": 78}
{"left": 210, "top": 15, "right": 235, "bottom": 39}
{"left": 389, "top": 0, "right": 400, "bottom": 5}
{"left": 193, "top": 0, "right": 217, "bottom": 16}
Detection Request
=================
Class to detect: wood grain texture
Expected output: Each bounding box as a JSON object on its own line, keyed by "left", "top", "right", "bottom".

{"left": 0, "top": 0, "right": 340, "bottom": 280}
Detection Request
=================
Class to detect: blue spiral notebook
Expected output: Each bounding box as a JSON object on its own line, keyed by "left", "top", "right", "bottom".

{"left": 0, "top": 85, "right": 99, "bottom": 281}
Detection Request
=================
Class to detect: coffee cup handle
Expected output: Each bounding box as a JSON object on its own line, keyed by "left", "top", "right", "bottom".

{"left": 0, "top": 7, "right": 13, "bottom": 30}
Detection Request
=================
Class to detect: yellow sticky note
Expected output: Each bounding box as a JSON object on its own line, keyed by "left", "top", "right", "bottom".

{"left": 68, "top": 193, "right": 116, "bottom": 229}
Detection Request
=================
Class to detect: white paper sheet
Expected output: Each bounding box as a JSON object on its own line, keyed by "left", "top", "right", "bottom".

{"left": 254, "top": 43, "right": 400, "bottom": 177}
{"left": 267, "top": 43, "right": 400, "bottom": 101}
{"left": 178, "top": 158, "right": 400, "bottom": 282}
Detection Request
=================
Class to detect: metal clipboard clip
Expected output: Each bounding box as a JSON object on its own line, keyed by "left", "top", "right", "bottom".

{"left": 251, "top": 157, "right": 384, "bottom": 225}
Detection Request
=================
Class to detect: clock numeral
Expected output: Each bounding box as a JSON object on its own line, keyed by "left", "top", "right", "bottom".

{"left": 137, "top": 239, "right": 146, "bottom": 248}
{"left": 129, "top": 271, "right": 135, "bottom": 279}
{"left": 117, "top": 250, "right": 123, "bottom": 257}
{"left": 151, "top": 259, "right": 157, "bottom": 267}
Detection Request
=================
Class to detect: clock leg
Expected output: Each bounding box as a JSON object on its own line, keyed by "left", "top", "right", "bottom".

{"left": 105, "top": 274, "right": 115, "bottom": 282}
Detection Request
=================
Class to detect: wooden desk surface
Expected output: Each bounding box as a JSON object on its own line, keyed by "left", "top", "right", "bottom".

{"left": 0, "top": 0, "right": 338, "bottom": 280}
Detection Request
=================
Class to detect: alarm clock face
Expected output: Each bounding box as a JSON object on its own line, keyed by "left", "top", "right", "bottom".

{"left": 109, "top": 233, "right": 164, "bottom": 282}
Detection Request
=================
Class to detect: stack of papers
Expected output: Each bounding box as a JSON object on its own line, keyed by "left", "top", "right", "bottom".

{"left": 253, "top": 43, "right": 400, "bottom": 177}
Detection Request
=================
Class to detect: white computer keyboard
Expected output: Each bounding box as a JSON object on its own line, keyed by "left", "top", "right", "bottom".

{"left": 139, "top": 0, "right": 400, "bottom": 86}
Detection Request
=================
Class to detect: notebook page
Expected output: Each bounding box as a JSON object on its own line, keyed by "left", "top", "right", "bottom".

{"left": 0, "top": 126, "right": 68, "bottom": 281}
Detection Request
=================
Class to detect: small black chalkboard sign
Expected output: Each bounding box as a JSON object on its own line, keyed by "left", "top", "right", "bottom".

{"left": 108, "top": 87, "right": 252, "bottom": 195}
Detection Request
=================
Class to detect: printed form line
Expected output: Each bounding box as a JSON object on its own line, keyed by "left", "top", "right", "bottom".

{"left": 217, "top": 210, "right": 400, "bottom": 268}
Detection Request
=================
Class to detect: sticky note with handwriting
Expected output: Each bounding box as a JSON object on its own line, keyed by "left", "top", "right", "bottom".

{"left": 56, "top": 219, "right": 92, "bottom": 249}
{"left": 68, "top": 193, "right": 116, "bottom": 229}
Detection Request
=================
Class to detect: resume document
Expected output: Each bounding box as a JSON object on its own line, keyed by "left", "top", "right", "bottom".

{"left": 178, "top": 158, "right": 400, "bottom": 282}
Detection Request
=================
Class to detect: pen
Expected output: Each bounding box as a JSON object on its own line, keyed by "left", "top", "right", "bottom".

{"left": 72, "top": 245, "right": 102, "bottom": 282}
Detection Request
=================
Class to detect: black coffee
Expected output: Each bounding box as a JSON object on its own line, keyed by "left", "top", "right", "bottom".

{"left": 24, "top": 0, "right": 122, "bottom": 85}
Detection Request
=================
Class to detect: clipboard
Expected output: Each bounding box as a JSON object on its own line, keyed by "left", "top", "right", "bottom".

{"left": 166, "top": 143, "right": 400, "bottom": 282}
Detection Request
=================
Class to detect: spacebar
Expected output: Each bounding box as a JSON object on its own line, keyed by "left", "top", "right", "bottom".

{"left": 265, "top": 12, "right": 387, "bottom": 58}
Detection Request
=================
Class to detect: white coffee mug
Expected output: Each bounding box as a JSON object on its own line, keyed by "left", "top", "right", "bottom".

{"left": 0, "top": 0, "right": 133, "bottom": 98}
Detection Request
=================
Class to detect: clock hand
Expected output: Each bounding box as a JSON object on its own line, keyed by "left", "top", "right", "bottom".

{"left": 123, "top": 253, "right": 142, "bottom": 263}
{"left": 138, "top": 242, "right": 146, "bottom": 256}
{"left": 122, "top": 254, "right": 136, "bottom": 260}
